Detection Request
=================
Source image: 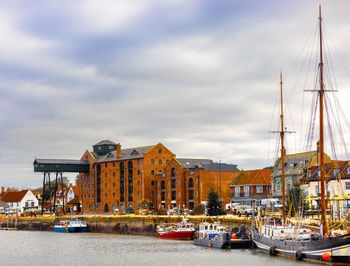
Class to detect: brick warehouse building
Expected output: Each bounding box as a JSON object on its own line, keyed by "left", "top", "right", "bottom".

{"left": 158, "top": 158, "right": 240, "bottom": 210}
{"left": 79, "top": 140, "right": 175, "bottom": 213}
{"left": 78, "top": 140, "right": 240, "bottom": 213}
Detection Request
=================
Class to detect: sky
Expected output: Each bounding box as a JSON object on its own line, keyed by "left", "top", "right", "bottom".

{"left": 1, "top": 0, "right": 350, "bottom": 188}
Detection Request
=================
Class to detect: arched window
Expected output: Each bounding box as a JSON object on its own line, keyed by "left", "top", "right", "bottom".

{"left": 189, "top": 178, "right": 194, "bottom": 201}
{"left": 89, "top": 204, "right": 93, "bottom": 209}
{"left": 161, "top": 180, "right": 165, "bottom": 201}
{"left": 104, "top": 203, "right": 109, "bottom": 212}
{"left": 171, "top": 168, "right": 176, "bottom": 201}
{"left": 112, "top": 204, "right": 116, "bottom": 211}
{"left": 96, "top": 165, "right": 101, "bottom": 203}
{"left": 120, "top": 162, "right": 125, "bottom": 202}
{"left": 128, "top": 161, "right": 133, "bottom": 202}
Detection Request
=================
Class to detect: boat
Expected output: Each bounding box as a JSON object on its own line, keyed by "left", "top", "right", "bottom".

{"left": 194, "top": 221, "right": 231, "bottom": 249}
{"left": 156, "top": 218, "right": 195, "bottom": 240}
{"left": 252, "top": 6, "right": 350, "bottom": 263}
{"left": 54, "top": 218, "right": 87, "bottom": 233}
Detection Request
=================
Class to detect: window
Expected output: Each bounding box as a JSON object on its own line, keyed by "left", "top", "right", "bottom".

{"left": 195, "top": 178, "right": 198, "bottom": 184}
{"left": 316, "top": 184, "right": 320, "bottom": 194}
{"left": 158, "top": 149, "right": 162, "bottom": 154}
{"left": 256, "top": 185, "right": 263, "bottom": 193}
{"left": 89, "top": 204, "right": 93, "bottom": 208}
{"left": 138, "top": 191, "right": 141, "bottom": 196}
{"left": 105, "top": 193, "right": 108, "bottom": 198}
{"left": 113, "top": 183, "right": 115, "bottom": 188}
{"left": 138, "top": 170, "right": 140, "bottom": 175}
{"left": 88, "top": 194, "right": 90, "bottom": 198}
{"left": 105, "top": 173, "right": 107, "bottom": 178}
{"left": 105, "top": 183, "right": 107, "bottom": 188}
{"left": 167, "top": 180, "right": 170, "bottom": 186}
{"left": 177, "top": 179, "right": 180, "bottom": 185}
{"left": 159, "top": 159, "right": 162, "bottom": 165}
{"left": 113, "top": 193, "right": 115, "bottom": 198}
{"left": 113, "top": 162, "right": 115, "bottom": 167}
{"left": 151, "top": 181, "right": 155, "bottom": 186}
{"left": 151, "top": 191, "right": 154, "bottom": 197}
{"left": 138, "top": 160, "right": 140, "bottom": 165}
{"left": 166, "top": 160, "right": 169, "bottom": 164}
{"left": 196, "top": 190, "right": 198, "bottom": 197}
{"left": 105, "top": 163, "right": 107, "bottom": 168}
{"left": 244, "top": 186, "right": 249, "bottom": 196}
{"left": 88, "top": 185, "right": 90, "bottom": 189}
{"left": 92, "top": 194, "right": 95, "bottom": 198}
{"left": 138, "top": 181, "right": 140, "bottom": 186}
{"left": 346, "top": 182, "right": 350, "bottom": 190}
{"left": 168, "top": 192, "right": 170, "bottom": 199}
{"left": 178, "top": 191, "right": 180, "bottom": 198}
{"left": 113, "top": 172, "right": 115, "bottom": 177}
{"left": 235, "top": 187, "right": 240, "bottom": 197}
{"left": 151, "top": 170, "right": 154, "bottom": 175}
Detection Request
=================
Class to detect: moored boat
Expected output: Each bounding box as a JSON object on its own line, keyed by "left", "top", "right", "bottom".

{"left": 194, "top": 221, "right": 231, "bottom": 249}
{"left": 157, "top": 218, "right": 195, "bottom": 240}
{"left": 252, "top": 6, "right": 350, "bottom": 263}
{"left": 54, "top": 219, "right": 87, "bottom": 233}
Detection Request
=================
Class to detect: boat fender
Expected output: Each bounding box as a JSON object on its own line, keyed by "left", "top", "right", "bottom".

{"left": 295, "top": 249, "right": 303, "bottom": 261}
{"left": 269, "top": 246, "right": 277, "bottom": 256}
{"left": 321, "top": 252, "right": 331, "bottom": 262}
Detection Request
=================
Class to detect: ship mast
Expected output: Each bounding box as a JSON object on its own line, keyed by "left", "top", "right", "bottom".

{"left": 318, "top": 5, "right": 328, "bottom": 237}
{"left": 280, "top": 72, "right": 286, "bottom": 225}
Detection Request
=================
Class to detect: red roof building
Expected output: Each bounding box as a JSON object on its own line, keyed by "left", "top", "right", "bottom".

{"left": 229, "top": 169, "right": 272, "bottom": 206}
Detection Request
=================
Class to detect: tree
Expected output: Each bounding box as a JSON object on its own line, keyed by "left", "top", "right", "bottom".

{"left": 206, "top": 187, "right": 225, "bottom": 216}
{"left": 74, "top": 175, "right": 79, "bottom": 186}
{"left": 285, "top": 181, "right": 306, "bottom": 217}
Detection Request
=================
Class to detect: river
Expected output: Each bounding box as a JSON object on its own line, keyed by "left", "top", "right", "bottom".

{"left": 0, "top": 231, "right": 319, "bottom": 266}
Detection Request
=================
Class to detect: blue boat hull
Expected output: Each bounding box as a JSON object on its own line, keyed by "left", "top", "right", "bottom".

{"left": 54, "top": 226, "right": 87, "bottom": 233}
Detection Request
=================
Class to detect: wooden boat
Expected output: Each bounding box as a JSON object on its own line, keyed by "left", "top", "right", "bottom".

{"left": 157, "top": 218, "right": 195, "bottom": 240}
{"left": 252, "top": 6, "right": 350, "bottom": 263}
{"left": 54, "top": 219, "right": 87, "bottom": 233}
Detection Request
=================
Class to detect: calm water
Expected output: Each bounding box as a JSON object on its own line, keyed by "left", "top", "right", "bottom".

{"left": 0, "top": 231, "right": 319, "bottom": 266}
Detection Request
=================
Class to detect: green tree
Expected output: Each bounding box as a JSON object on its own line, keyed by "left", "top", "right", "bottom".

{"left": 206, "top": 187, "right": 225, "bottom": 216}
{"left": 285, "top": 181, "right": 305, "bottom": 217}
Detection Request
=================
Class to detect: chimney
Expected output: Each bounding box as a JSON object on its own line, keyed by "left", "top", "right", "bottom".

{"left": 117, "top": 143, "right": 122, "bottom": 159}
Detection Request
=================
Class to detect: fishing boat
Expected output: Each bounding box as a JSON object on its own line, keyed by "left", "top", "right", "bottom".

{"left": 156, "top": 218, "right": 195, "bottom": 240}
{"left": 54, "top": 218, "right": 87, "bottom": 233}
{"left": 252, "top": 6, "right": 350, "bottom": 263}
{"left": 194, "top": 221, "right": 231, "bottom": 249}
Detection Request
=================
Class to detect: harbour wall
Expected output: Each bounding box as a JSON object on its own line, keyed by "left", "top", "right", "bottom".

{"left": 0, "top": 215, "right": 251, "bottom": 236}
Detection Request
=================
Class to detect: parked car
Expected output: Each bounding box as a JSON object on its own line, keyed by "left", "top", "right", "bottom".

{"left": 236, "top": 205, "right": 253, "bottom": 217}
{"left": 225, "top": 203, "right": 240, "bottom": 214}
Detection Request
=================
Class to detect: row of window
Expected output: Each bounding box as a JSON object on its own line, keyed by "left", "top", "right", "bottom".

{"left": 234, "top": 185, "right": 263, "bottom": 197}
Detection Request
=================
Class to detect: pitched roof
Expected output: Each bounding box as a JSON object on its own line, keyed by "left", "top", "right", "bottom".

{"left": 96, "top": 145, "right": 155, "bottom": 162}
{"left": 93, "top": 140, "right": 117, "bottom": 146}
{"left": 271, "top": 151, "right": 318, "bottom": 178}
{"left": 177, "top": 158, "right": 213, "bottom": 169}
{"left": 2, "top": 190, "right": 29, "bottom": 202}
{"left": 230, "top": 169, "right": 272, "bottom": 186}
{"left": 202, "top": 162, "right": 239, "bottom": 171}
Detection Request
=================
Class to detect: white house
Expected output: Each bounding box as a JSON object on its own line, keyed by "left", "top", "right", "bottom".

{"left": 2, "top": 190, "right": 39, "bottom": 213}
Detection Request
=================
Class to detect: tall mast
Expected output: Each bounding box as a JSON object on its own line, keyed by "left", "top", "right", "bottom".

{"left": 280, "top": 72, "right": 286, "bottom": 225}
{"left": 318, "top": 5, "right": 328, "bottom": 237}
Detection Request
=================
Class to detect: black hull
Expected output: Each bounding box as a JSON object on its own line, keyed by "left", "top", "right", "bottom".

{"left": 252, "top": 231, "right": 350, "bottom": 263}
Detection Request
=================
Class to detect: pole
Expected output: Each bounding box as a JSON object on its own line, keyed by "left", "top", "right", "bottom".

{"left": 280, "top": 72, "right": 286, "bottom": 226}
{"left": 318, "top": 5, "right": 328, "bottom": 237}
{"left": 53, "top": 172, "right": 58, "bottom": 214}
{"left": 48, "top": 173, "right": 52, "bottom": 214}
{"left": 61, "top": 172, "right": 65, "bottom": 215}
{"left": 42, "top": 173, "right": 46, "bottom": 215}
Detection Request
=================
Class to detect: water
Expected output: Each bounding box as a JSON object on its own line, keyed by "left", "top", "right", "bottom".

{"left": 0, "top": 231, "right": 319, "bottom": 266}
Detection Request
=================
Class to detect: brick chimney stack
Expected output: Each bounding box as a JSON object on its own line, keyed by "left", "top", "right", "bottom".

{"left": 117, "top": 143, "right": 121, "bottom": 159}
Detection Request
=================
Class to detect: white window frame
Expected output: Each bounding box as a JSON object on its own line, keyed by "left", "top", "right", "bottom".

{"left": 235, "top": 187, "right": 240, "bottom": 197}
{"left": 256, "top": 185, "right": 263, "bottom": 193}
{"left": 244, "top": 186, "right": 249, "bottom": 196}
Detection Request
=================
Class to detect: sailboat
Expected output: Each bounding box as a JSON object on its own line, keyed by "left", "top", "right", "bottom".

{"left": 252, "top": 6, "right": 350, "bottom": 263}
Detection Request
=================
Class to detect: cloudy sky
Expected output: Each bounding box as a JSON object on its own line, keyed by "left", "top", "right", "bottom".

{"left": 1, "top": 0, "right": 350, "bottom": 188}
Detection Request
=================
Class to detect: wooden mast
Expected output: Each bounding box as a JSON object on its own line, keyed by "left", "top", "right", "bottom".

{"left": 318, "top": 5, "right": 328, "bottom": 237}
{"left": 280, "top": 72, "right": 286, "bottom": 225}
